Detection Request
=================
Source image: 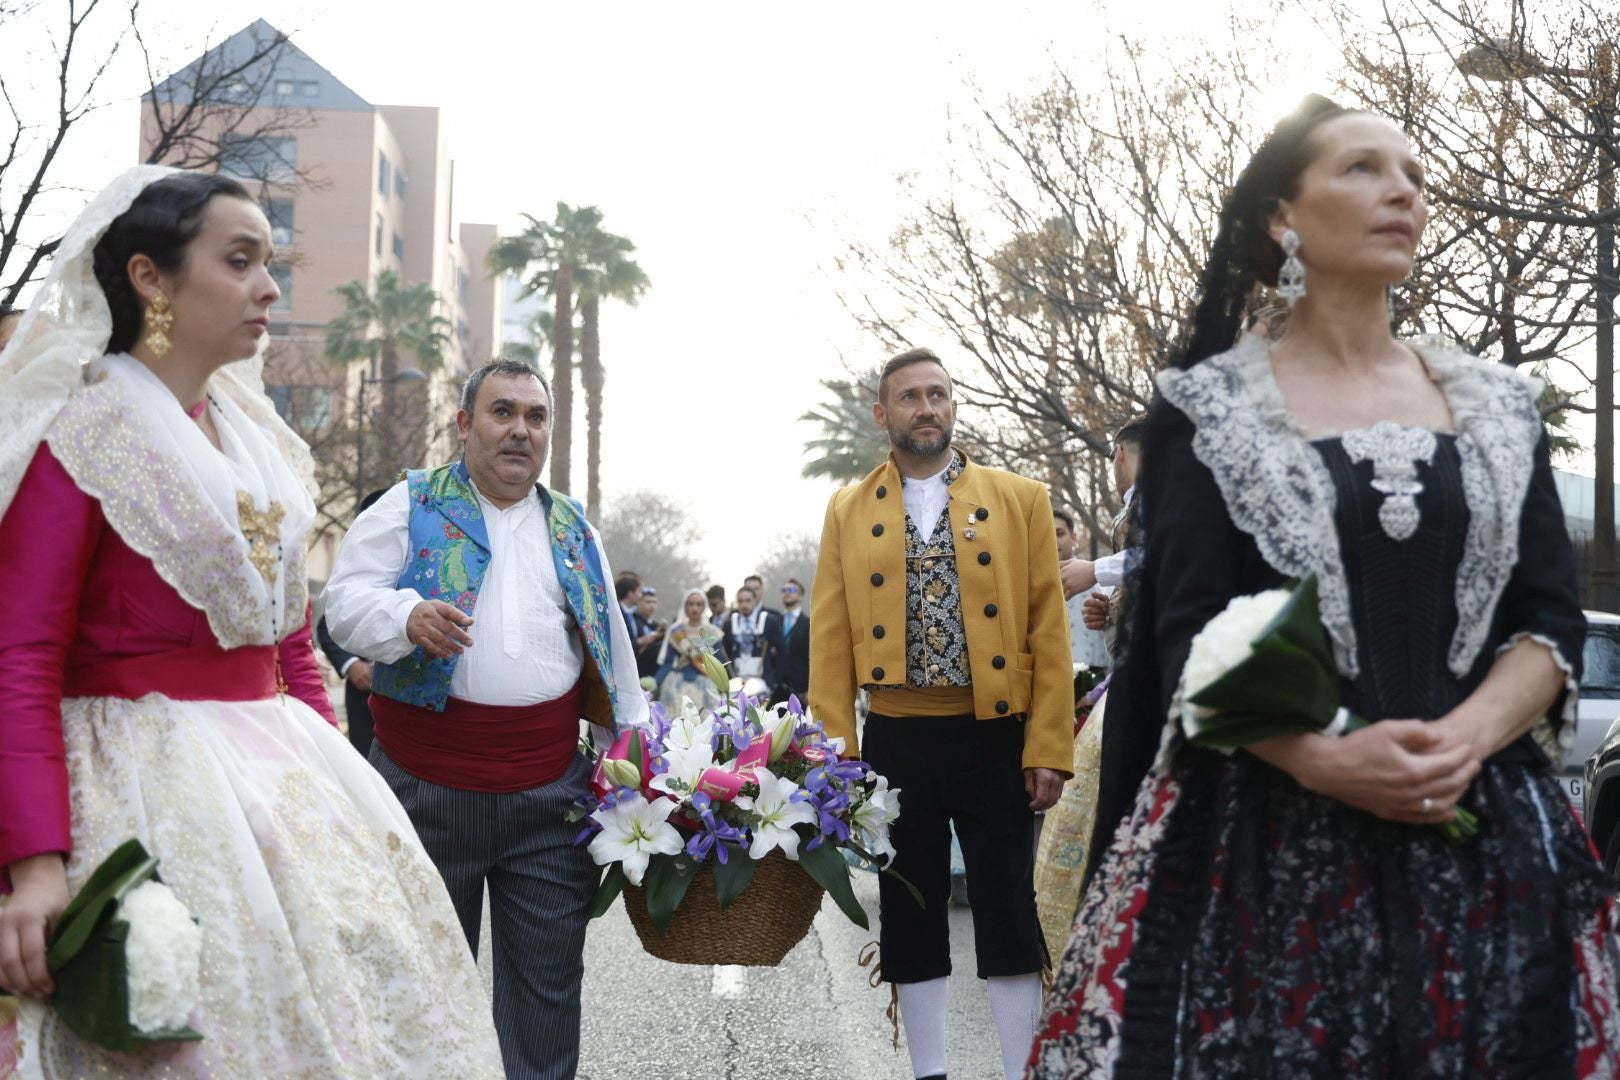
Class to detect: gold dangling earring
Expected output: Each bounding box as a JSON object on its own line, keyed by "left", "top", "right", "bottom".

{"left": 144, "top": 291, "right": 174, "bottom": 358}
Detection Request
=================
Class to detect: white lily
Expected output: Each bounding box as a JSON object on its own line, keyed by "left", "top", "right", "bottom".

{"left": 664, "top": 709, "right": 716, "bottom": 754}
{"left": 586, "top": 793, "right": 684, "bottom": 885}
{"left": 736, "top": 770, "right": 817, "bottom": 861}
{"left": 851, "top": 775, "right": 902, "bottom": 863}
{"left": 649, "top": 741, "right": 716, "bottom": 798}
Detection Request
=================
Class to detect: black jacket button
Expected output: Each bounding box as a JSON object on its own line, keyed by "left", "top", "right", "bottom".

{"left": 876, "top": 485, "right": 887, "bottom": 498}
{"left": 873, "top": 625, "right": 886, "bottom": 639}
{"left": 872, "top": 523, "right": 885, "bottom": 537}
{"left": 873, "top": 667, "right": 886, "bottom": 681}
{"left": 871, "top": 572, "right": 885, "bottom": 587}
{"left": 984, "top": 603, "right": 998, "bottom": 617}
{"left": 995, "top": 700, "right": 1010, "bottom": 714}
{"left": 978, "top": 551, "right": 991, "bottom": 566}
{"left": 975, "top": 507, "right": 989, "bottom": 521}
{"left": 992, "top": 655, "right": 1006, "bottom": 669}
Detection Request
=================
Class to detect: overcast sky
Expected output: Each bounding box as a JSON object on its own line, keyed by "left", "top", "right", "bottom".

{"left": 8, "top": 0, "right": 1343, "bottom": 586}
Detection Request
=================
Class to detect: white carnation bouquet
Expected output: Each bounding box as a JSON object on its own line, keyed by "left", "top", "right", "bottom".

{"left": 48, "top": 839, "right": 203, "bottom": 1050}
{"left": 1180, "top": 574, "right": 1478, "bottom": 843}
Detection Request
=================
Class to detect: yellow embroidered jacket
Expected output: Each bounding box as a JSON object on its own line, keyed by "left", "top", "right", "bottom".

{"left": 809, "top": 453, "right": 1076, "bottom": 774}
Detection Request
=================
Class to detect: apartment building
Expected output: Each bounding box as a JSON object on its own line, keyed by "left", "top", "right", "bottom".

{"left": 142, "top": 19, "right": 503, "bottom": 576}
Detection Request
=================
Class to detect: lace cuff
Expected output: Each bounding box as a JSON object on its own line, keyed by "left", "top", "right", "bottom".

{"left": 1495, "top": 630, "right": 1579, "bottom": 759}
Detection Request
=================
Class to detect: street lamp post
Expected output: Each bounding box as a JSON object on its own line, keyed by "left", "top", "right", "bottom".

{"left": 353, "top": 363, "right": 427, "bottom": 510}
{"left": 1458, "top": 39, "right": 1619, "bottom": 608}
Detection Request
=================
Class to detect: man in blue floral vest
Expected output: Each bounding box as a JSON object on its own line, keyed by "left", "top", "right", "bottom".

{"left": 324, "top": 359, "right": 647, "bottom": 1079}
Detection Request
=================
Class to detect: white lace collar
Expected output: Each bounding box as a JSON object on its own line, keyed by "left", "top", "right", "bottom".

{"left": 1157, "top": 334, "right": 1543, "bottom": 679}
{"left": 45, "top": 354, "right": 315, "bottom": 648}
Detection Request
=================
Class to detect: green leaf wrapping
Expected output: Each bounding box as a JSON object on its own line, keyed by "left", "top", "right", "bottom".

{"left": 587, "top": 864, "right": 627, "bottom": 920}
{"left": 644, "top": 852, "right": 698, "bottom": 935}
{"left": 47, "top": 839, "right": 203, "bottom": 1051}
{"left": 798, "top": 842, "right": 869, "bottom": 930}
{"left": 711, "top": 845, "right": 756, "bottom": 909}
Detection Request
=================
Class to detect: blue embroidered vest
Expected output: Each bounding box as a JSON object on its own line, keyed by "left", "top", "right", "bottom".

{"left": 371, "top": 460, "right": 620, "bottom": 723}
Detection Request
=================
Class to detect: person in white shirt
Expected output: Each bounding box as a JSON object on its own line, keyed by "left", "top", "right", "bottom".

{"left": 1059, "top": 420, "right": 1146, "bottom": 652}
{"left": 323, "top": 359, "right": 646, "bottom": 1080}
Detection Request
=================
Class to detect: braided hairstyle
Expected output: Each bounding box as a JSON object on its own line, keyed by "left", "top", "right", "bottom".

{"left": 1172, "top": 94, "right": 1361, "bottom": 370}
{"left": 91, "top": 172, "right": 253, "bottom": 354}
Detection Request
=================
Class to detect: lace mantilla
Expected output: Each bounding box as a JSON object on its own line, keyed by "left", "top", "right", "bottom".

{"left": 1158, "top": 334, "right": 1543, "bottom": 680}
{"left": 1342, "top": 421, "right": 1438, "bottom": 542}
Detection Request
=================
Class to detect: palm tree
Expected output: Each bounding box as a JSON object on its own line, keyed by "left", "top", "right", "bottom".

{"left": 500, "top": 310, "right": 557, "bottom": 367}
{"left": 325, "top": 268, "right": 449, "bottom": 498}
{"left": 488, "top": 203, "right": 609, "bottom": 494}
{"left": 800, "top": 369, "right": 889, "bottom": 483}
{"left": 576, "top": 236, "right": 649, "bottom": 520}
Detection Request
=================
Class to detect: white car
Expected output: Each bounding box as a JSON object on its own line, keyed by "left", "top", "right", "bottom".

{"left": 1569, "top": 612, "right": 1620, "bottom": 823}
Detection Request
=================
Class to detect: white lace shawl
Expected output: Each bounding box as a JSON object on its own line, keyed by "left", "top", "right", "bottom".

{"left": 1156, "top": 333, "right": 1545, "bottom": 684}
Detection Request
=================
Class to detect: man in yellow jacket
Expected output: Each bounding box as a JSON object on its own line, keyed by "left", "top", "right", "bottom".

{"left": 811, "top": 347, "right": 1074, "bottom": 1080}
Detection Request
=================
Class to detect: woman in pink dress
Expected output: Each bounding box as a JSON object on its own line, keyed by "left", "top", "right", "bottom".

{"left": 0, "top": 167, "right": 502, "bottom": 1077}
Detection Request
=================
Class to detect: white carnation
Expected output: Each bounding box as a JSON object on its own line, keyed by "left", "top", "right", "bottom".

{"left": 1180, "top": 588, "right": 1292, "bottom": 714}
{"left": 121, "top": 880, "right": 202, "bottom": 1035}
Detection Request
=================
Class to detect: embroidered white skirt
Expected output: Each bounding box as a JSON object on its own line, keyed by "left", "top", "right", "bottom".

{"left": 14, "top": 692, "right": 503, "bottom": 1079}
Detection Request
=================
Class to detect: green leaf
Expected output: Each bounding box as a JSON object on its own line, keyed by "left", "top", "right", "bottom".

{"left": 644, "top": 852, "right": 698, "bottom": 935}
{"left": 845, "top": 840, "right": 926, "bottom": 909}
{"left": 712, "top": 845, "right": 757, "bottom": 909}
{"left": 587, "top": 863, "right": 627, "bottom": 919}
{"left": 799, "top": 842, "right": 869, "bottom": 929}
{"left": 50, "top": 841, "right": 157, "bottom": 971}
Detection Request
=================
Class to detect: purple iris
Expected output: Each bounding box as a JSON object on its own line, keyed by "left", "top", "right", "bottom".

{"left": 683, "top": 791, "right": 745, "bottom": 864}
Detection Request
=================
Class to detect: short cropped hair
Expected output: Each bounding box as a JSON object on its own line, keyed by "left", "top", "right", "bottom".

{"left": 736, "top": 586, "right": 756, "bottom": 601}
{"left": 878, "top": 347, "right": 950, "bottom": 405}
{"left": 1054, "top": 509, "right": 1075, "bottom": 533}
{"left": 706, "top": 584, "right": 726, "bottom": 601}
{"left": 614, "top": 571, "right": 642, "bottom": 601}
{"left": 461, "top": 358, "right": 550, "bottom": 415}
{"left": 1115, "top": 418, "right": 1148, "bottom": 451}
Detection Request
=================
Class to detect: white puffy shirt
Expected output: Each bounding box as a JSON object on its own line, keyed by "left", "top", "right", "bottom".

{"left": 323, "top": 480, "right": 647, "bottom": 726}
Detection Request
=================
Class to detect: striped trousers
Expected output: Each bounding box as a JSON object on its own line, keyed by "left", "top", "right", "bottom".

{"left": 371, "top": 744, "right": 596, "bottom": 1080}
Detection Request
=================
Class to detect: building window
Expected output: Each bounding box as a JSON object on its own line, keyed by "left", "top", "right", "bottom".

{"left": 394, "top": 170, "right": 407, "bottom": 200}
{"left": 458, "top": 268, "right": 470, "bottom": 305}
{"left": 269, "top": 263, "right": 292, "bottom": 312}
{"left": 263, "top": 199, "right": 294, "bottom": 247}
{"left": 266, "top": 385, "right": 333, "bottom": 432}
{"left": 392, "top": 231, "right": 405, "bottom": 259}
{"left": 275, "top": 79, "right": 295, "bottom": 96}
{"left": 300, "top": 80, "right": 320, "bottom": 96}
{"left": 219, "top": 135, "right": 297, "bottom": 183}
{"left": 375, "top": 214, "right": 384, "bottom": 257}
{"left": 378, "top": 151, "right": 390, "bottom": 197}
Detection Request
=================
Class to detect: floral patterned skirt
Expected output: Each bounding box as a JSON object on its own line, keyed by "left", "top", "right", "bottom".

{"left": 10, "top": 693, "right": 503, "bottom": 1079}
{"left": 1028, "top": 750, "right": 1620, "bottom": 1079}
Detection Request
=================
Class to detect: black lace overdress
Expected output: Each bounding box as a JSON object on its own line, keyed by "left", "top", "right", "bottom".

{"left": 1030, "top": 370, "right": 1620, "bottom": 1077}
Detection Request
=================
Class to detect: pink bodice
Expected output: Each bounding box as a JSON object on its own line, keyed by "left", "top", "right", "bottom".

{"left": 0, "top": 444, "right": 335, "bottom": 875}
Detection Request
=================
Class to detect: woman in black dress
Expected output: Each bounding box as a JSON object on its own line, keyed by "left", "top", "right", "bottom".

{"left": 1029, "top": 96, "right": 1620, "bottom": 1077}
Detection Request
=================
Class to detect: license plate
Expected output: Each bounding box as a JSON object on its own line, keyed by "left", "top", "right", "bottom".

{"left": 1557, "top": 773, "right": 1586, "bottom": 819}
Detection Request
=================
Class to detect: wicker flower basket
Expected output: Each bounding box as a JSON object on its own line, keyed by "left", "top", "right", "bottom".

{"left": 622, "top": 851, "right": 826, "bottom": 966}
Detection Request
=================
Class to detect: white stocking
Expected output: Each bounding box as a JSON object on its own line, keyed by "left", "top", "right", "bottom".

{"left": 986, "top": 973, "right": 1043, "bottom": 1080}
{"left": 896, "top": 976, "right": 949, "bottom": 1078}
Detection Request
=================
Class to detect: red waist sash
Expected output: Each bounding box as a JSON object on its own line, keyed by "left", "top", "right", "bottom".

{"left": 370, "top": 682, "right": 584, "bottom": 793}
{"left": 64, "top": 644, "right": 278, "bottom": 701}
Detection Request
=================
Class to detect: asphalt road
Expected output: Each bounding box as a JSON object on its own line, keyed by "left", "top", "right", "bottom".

{"left": 478, "top": 869, "right": 1009, "bottom": 1079}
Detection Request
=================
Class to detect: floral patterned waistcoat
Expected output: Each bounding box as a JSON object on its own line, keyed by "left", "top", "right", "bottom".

{"left": 371, "top": 460, "right": 620, "bottom": 720}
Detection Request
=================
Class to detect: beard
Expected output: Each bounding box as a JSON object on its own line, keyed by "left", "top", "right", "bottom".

{"left": 890, "top": 423, "right": 952, "bottom": 458}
